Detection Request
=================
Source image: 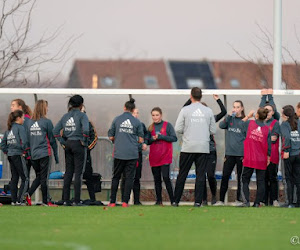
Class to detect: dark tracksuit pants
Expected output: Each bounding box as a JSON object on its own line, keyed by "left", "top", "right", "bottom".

{"left": 121, "top": 152, "right": 143, "bottom": 203}
{"left": 26, "top": 158, "right": 32, "bottom": 192}
{"left": 28, "top": 156, "right": 51, "bottom": 204}
{"left": 264, "top": 162, "right": 278, "bottom": 205}
{"left": 219, "top": 155, "right": 243, "bottom": 202}
{"left": 203, "top": 151, "right": 217, "bottom": 201}
{"left": 151, "top": 164, "right": 174, "bottom": 203}
{"left": 110, "top": 158, "right": 137, "bottom": 204}
{"left": 284, "top": 155, "right": 300, "bottom": 206}
{"left": 174, "top": 152, "right": 208, "bottom": 204}
{"left": 241, "top": 166, "right": 266, "bottom": 204}
{"left": 83, "top": 151, "right": 96, "bottom": 201}
{"left": 8, "top": 155, "right": 29, "bottom": 203}
{"left": 63, "top": 140, "right": 87, "bottom": 204}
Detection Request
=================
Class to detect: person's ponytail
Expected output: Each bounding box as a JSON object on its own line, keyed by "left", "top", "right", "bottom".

{"left": 283, "top": 105, "right": 298, "bottom": 131}
{"left": 125, "top": 98, "right": 135, "bottom": 112}
{"left": 7, "top": 110, "right": 24, "bottom": 130}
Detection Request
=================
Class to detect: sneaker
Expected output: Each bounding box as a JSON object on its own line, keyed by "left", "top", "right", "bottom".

{"left": 237, "top": 202, "right": 250, "bottom": 207}
{"left": 288, "top": 204, "right": 295, "bottom": 208}
{"left": 273, "top": 200, "right": 280, "bottom": 207}
{"left": 107, "top": 203, "right": 116, "bottom": 207}
{"left": 95, "top": 201, "right": 104, "bottom": 206}
{"left": 55, "top": 200, "right": 64, "bottom": 206}
{"left": 252, "top": 203, "right": 261, "bottom": 208}
{"left": 234, "top": 200, "right": 244, "bottom": 207}
{"left": 213, "top": 201, "right": 225, "bottom": 206}
{"left": 47, "top": 202, "right": 58, "bottom": 207}
{"left": 155, "top": 201, "right": 163, "bottom": 205}
{"left": 171, "top": 202, "right": 179, "bottom": 207}
{"left": 63, "top": 201, "right": 72, "bottom": 206}
{"left": 16, "top": 202, "right": 26, "bottom": 206}
{"left": 202, "top": 200, "right": 208, "bottom": 206}
{"left": 194, "top": 203, "right": 202, "bottom": 207}
{"left": 122, "top": 202, "right": 129, "bottom": 208}
{"left": 11, "top": 202, "right": 17, "bottom": 206}
{"left": 72, "top": 201, "right": 86, "bottom": 206}
{"left": 25, "top": 194, "right": 32, "bottom": 206}
{"left": 211, "top": 195, "right": 217, "bottom": 205}
{"left": 134, "top": 201, "right": 143, "bottom": 205}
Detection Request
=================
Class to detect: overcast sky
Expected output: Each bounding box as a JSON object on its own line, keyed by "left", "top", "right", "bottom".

{"left": 29, "top": 0, "right": 300, "bottom": 80}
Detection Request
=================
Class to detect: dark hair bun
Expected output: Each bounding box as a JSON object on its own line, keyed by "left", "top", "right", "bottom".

{"left": 69, "top": 95, "right": 84, "bottom": 107}
{"left": 129, "top": 98, "right": 135, "bottom": 104}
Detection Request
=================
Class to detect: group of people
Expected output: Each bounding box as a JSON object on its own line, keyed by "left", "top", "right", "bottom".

{"left": 106, "top": 87, "right": 300, "bottom": 208}
{"left": 1, "top": 87, "right": 300, "bottom": 208}
{"left": 0, "top": 96, "right": 101, "bottom": 206}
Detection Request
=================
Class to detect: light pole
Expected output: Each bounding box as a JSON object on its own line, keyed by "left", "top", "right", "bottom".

{"left": 273, "top": 0, "right": 282, "bottom": 89}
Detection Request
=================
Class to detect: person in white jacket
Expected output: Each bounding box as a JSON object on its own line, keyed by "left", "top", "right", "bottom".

{"left": 173, "top": 87, "right": 216, "bottom": 207}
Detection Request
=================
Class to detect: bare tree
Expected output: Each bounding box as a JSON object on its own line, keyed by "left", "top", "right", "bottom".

{"left": 0, "top": 0, "right": 78, "bottom": 87}
{"left": 229, "top": 23, "right": 300, "bottom": 89}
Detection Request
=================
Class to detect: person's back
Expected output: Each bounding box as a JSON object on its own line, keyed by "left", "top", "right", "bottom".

{"left": 108, "top": 111, "right": 142, "bottom": 160}
{"left": 175, "top": 102, "right": 216, "bottom": 153}
{"left": 174, "top": 87, "right": 216, "bottom": 207}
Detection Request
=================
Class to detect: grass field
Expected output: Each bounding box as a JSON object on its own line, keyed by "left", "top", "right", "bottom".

{"left": 0, "top": 205, "right": 299, "bottom": 250}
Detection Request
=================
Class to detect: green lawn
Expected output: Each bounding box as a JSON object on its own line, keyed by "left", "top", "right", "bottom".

{"left": 0, "top": 205, "right": 299, "bottom": 250}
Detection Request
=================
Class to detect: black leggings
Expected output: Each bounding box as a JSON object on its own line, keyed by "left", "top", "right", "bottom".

{"left": 241, "top": 166, "right": 266, "bottom": 204}
{"left": 29, "top": 156, "right": 51, "bottom": 204}
{"left": 203, "top": 151, "right": 217, "bottom": 200}
{"left": 284, "top": 155, "right": 300, "bottom": 206}
{"left": 8, "top": 155, "right": 29, "bottom": 203}
{"left": 264, "top": 162, "right": 278, "bottom": 205}
{"left": 151, "top": 164, "right": 174, "bottom": 203}
{"left": 219, "top": 155, "right": 243, "bottom": 202}
{"left": 63, "top": 140, "right": 87, "bottom": 204}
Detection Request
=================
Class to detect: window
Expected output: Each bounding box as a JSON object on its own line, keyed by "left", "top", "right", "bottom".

{"left": 230, "top": 79, "right": 240, "bottom": 88}
{"left": 144, "top": 76, "right": 159, "bottom": 89}
{"left": 186, "top": 78, "right": 204, "bottom": 89}
{"left": 101, "top": 76, "right": 118, "bottom": 88}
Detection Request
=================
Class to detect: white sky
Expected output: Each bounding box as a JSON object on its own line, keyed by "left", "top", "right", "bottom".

{"left": 29, "top": 0, "right": 300, "bottom": 80}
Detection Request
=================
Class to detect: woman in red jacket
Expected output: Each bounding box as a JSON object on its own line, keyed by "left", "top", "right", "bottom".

{"left": 147, "top": 107, "right": 177, "bottom": 205}
{"left": 240, "top": 107, "right": 271, "bottom": 207}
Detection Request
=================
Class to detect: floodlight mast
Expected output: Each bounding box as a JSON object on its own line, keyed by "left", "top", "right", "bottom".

{"left": 273, "top": 0, "right": 282, "bottom": 90}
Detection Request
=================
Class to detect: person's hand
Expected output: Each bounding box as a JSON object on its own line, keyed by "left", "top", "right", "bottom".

{"left": 247, "top": 110, "right": 255, "bottom": 118}
{"left": 109, "top": 137, "right": 114, "bottom": 142}
{"left": 213, "top": 94, "right": 219, "bottom": 101}
{"left": 271, "top": 135, "right": 278, "bottom": 142}
{"left": 142, "top": 143, "right": 147, "bottom": 151}
{"left": 283, "top": 152, "right": 289, "bottom": 159}
{"left": 267, "top": 88, "right": 273, "bottom": 95}
{"left": 152, "top": 135, "right": 158, "bottom": 140}
{"left": 261, "top": 89, "right": 267, "bottom": 95}
{"left": 267, "top": 156, "right": 270, "bottom": 166}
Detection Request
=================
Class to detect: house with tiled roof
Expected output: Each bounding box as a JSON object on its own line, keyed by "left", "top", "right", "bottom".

{"left": 67, "top": 59, "right": 175, "bottom": 89}
{"left": 212, "top": 61, "right": 300, "bottom": 89}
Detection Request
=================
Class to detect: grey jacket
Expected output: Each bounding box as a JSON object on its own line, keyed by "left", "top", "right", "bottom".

{"left": 53, "top": 108, "right": 89, "bottom": 146}
{"left": 108, "top": 112, "right": 144, "bottom": 160}
{"left": 1, "top": 123, "right": 28, "bottom": 156}
{"left": 175, "top": 102, "right": 216, "bottom": 153}
{"left": 27, "top": 118, "right": 59, "bottom": 162}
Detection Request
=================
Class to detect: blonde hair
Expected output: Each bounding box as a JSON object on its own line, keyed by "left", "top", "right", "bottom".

{"left": 32, "top": 100, "right": 48, "bottom": 120}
